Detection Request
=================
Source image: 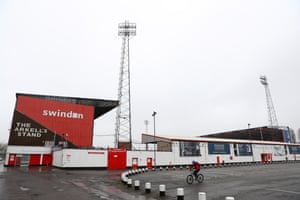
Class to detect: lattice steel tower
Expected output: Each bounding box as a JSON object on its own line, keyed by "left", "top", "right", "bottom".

{"left": 260, "top": 75, "right": 279, "bottom": 127}
{"left": 115, "top": 21, "right": 136, "bottom": 149}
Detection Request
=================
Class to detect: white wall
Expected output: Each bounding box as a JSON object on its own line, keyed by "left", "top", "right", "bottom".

{"left": 52, "top": 149, "right": 107, "bottom": 168}
{"left": 51, "top": 141, "right": 300, "bottom": 168}
{"left": 5, "top": 145, "right": 52, "bottom": 166}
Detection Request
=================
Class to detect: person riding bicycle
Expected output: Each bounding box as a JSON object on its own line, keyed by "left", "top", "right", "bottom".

{"left": 190, "top": 160, "right": 201, "bottom": 178}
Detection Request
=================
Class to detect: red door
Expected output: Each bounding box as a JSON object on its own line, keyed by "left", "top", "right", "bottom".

{"left": 108, "top": 148, "right": 127, "bottom": 170}
{"left": 132, "top": 157, "right": 138, "bottom": 169}
{"left": 147, "top": 157, "right": 152, "bottom": 169}
{"left": 216, "top": 156, "right": 220, "bottom": 166}
{"left": 30, "top": 154, "right": 41, "bottom": 166}
{"left": 8, "top": 154, "right": 16, "bottom": 166}
{"left": 42, "top": 154, "right": 53, "bottom": 166}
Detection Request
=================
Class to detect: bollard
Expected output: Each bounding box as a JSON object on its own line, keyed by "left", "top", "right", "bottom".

{"left": 159, "top": 184, "right": 166, "bottom": 196}
{"left": 121, "top": 173, "right": 128, "bottom": 183}
{"left": 127, "top": 179, "right": 132, "bottom": 188}
{"left": 160, "top": 167, "right": 163, "bottom": 171}
{"left": 145, "top": 182, "right": 151, "bottom": 193}
{"left": 225, "top": 197, "right": 235, "bottom": 200}
{"left": 198, "top": 192, "right": 206, "bottom": 200}
{"left": 177, "top": 188, "right": 184, "bottom": 200}
{"left": 134, "top": 180, "right": 140, "bottom": 190}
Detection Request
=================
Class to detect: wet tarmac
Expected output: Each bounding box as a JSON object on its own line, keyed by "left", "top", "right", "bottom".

{"left": 0, "top": 162, "right": 299, "bottom": 200}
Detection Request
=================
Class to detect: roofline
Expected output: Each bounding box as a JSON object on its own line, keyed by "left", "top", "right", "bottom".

{"left": 16, "top": 93, "right": 118, "bottom": 104}
{"left": 142, "top": 133, "right": 299, "bottom": 146}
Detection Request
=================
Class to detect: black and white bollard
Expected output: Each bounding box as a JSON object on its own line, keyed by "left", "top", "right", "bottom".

{"left": 177, "top": 188, "right": 184, "bottom": 200}
{"left": 127, "top": 179, "right": 132, "bottom": 188}
{"left": 134, "top": 180, "right": 140, "bottom": 190}
{"left": 159, "top": 184, "right": 166, "bottom": 196}
{"left": 198, "top": 192, "right": 206, "bottom": 200}
{"left": 145, "top": 182, "right": 151, "bottom": 193}
{"left": 121, "top": 172, "right": 128, "bottom": 183}
{"left": 225, "top": 197, "right": 235, "bottom": 200}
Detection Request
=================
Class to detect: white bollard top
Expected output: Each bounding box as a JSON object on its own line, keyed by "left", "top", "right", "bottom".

{"left": 198, "top": 192, "right": 206, "bottom": 200}
{"left": 145, "top": 182, "right": 151, "bottom": 189}
{"left": 225, "top": 197, "right": 235, "bottom": 200}
{"left": 177, "top": 188, "right": 184, "bottom": 196}
{"left": 159, "top": 184, "right": 166, "bottom": 191}
{"left": 127, "top": 179, "right": 132, "bottom": 184}
{"left": 134, "top": 180, "right": 140, "bottom": 186}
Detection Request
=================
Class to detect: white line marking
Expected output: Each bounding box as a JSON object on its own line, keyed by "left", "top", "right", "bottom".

{"left": 266, "top": 188, "right": 300, "bottom": 195}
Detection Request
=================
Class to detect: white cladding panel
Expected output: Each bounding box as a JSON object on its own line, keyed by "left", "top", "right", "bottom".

{"left": 50, "top": 140, "right": 300, "bottom": 168}
{"left": 6, "top": 145, "right": 52, "bottom": 154}
{"left": 53, "top": 149, "right": 107, "bottom": 168}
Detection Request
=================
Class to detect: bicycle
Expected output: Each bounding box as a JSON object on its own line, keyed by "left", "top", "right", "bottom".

{"left": 186, "top": 171, "right": 204, "bottom": 184}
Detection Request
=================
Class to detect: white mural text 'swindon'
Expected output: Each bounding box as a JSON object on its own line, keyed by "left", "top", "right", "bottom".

{"left": 42, "top": 109, "right": 84, "bottom": 119}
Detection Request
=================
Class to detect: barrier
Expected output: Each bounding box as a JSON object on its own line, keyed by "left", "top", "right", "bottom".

{"left": 198, "top": 192, "right": 206, "bottom": 200}
{"left": 177, "top": 188, "right": 184, "bottom": 200}
{"left": 159, "top": 184, "right": 166, "bottom": 196}
{"left": 145, "top": 182, "right": 151, "bottom": 193}
{"left": 134, "top": 180, "right": 140, "bottom": 190}
{"left": 127, "top": 179, "right": 132, "bottom": 187}
{"left": 225, "top": 197, "right": 235, "bottom": 200}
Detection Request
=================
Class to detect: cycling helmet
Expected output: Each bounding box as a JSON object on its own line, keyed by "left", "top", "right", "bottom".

{"left": 192, "top": 160, "right": 195, "bottom": 164}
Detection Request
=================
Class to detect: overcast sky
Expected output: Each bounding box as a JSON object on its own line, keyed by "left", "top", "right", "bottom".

{"left": 1, "top": 0, "right": 300, "bottom": 146}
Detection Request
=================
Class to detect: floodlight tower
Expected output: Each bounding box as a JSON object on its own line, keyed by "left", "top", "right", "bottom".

{"left": 260, "top": 75, "right": 279, "bottom": 127}
{"left": 115, "top": 21, "right": 136, "bottom": 149}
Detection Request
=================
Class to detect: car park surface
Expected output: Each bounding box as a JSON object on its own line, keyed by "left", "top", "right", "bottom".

{"left": 0, "top": 162, "right": 300, "bottom": 200}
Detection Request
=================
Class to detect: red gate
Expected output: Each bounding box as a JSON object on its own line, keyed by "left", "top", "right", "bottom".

{"left": 108, "top": 148, "right": 127, "bottom": 170}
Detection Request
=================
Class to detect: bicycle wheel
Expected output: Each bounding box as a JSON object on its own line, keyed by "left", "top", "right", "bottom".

{"left": 186, "top": 174, "right": 194, "bottom": 184}
{"left": 197, "top": 173, "right": 204, "bottom": 183}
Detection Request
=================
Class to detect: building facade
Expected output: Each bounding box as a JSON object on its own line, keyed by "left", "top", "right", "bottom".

{"left": 5, "top": 93, "right": 118, "bottom": 166}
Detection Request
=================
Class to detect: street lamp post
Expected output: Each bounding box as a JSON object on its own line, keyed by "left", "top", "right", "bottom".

{"left": 152, "top": 111, "right": 157, "bottom": 169}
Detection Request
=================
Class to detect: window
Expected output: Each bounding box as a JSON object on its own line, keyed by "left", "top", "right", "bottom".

{"left": 238, "top": 144, "right": 253, "bottom": 156}
{"left": 288, "top": 146, "right": 300, "bottom": 154}
{"left": 179, "top": 142, "right": 201, "bottom": 157}
{"left": 208, "top": 143, "right": 230, "bottom": 154}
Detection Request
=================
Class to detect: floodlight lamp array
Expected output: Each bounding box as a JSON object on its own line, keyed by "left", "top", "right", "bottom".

{"left": 118, "top": 21, "right": 136, "bottom": 36}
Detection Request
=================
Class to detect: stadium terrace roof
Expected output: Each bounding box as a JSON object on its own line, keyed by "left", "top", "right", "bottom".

{"left": 16, "top": 93, "right": 119, "bottom": 119}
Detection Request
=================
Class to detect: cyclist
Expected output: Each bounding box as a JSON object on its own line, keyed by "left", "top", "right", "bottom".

{"left": 190, "top": 160, "right": 201, "bottom": 178}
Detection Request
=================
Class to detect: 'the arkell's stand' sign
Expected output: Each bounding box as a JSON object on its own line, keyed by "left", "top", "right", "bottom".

{"left": 13, "top": 122, "right": 47, "bottom": 138}
{"left": 8, "top": 110, "right": 54, "bottom": 146}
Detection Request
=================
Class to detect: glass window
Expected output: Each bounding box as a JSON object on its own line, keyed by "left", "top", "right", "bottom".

{"left": 179, "top": 142, "right": 201, "bottom": 157}
{"left": 238, "top": 144, "right": 253, "bottom": 156}
{"left": 208, "top": 143, "right": 230, "bottom": 154}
